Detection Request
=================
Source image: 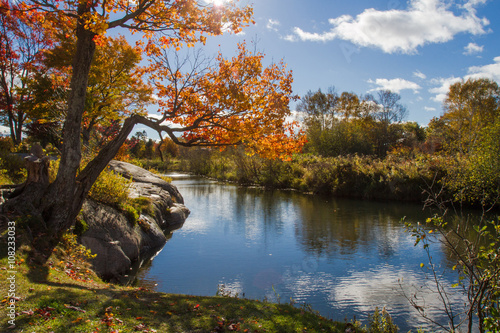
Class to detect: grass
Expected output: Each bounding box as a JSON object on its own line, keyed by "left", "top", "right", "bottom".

{"left": 0, "top": 226, "right": 354, "bottom": 333}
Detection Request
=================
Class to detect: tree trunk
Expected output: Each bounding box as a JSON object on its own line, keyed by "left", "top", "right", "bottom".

{"left": 1, "top": 17, "right": 98, "bottom": 261}
{"left": 25, "top": 144, "right": 50, "bottom": 185}
{"left": 38, "top": 17, "right": 96, "bottom": 249}
{"left": 15, "top": 111, "right": 24, "bottom": 144}
{"left": 1, "top": 117, "right": 140, "bottom": 262}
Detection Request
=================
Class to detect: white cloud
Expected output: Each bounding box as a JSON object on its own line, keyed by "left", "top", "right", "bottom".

{"left": 462, "top": 0, "right": 488, "bottom": 12}
{"left": 266, "top": 19, "right": 280, "bottom": 32}
{"left": 429, "top": 76, "right": 462, "bottom": 102}
{"left": 429, "top": 57, "right": 500, "bottom": 102}
{"left": 413, "top": 70, "right": 427, "bottom": 79}
{"left": 463, "top": 42, "right": 484, "bottom": 55}
{"left": 204, "top": 0, "right": 230, "bottom": 7}
{"left": 288, "top": 0, "right": 489, "bottom": 54}
{"left": 424, "top": 106, "right": 437, "bottom": 111}
{"left": 330, "top": 265, "right": 468, "bottom": 328}
{"left": 368, "top": 78, "right": 421, "bottom": 93}
{"left": 466, "top": 56, "right": 500, "bottom": 81}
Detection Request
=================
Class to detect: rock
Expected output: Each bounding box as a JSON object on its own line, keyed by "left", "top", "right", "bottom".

{"left": 108, "top": 160, "right": 184, "bottom": 204}
{"left": 80, "top": 200, "right": 143, "bottom": 280}
{"left": 167, "top": 204, "right": 190, "bottom": 228}
{"left": 80, "top": 161, "right": 190, "bottom": 282}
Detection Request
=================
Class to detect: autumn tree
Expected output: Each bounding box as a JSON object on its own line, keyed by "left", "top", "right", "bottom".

{"left": 0, "top": 1, "right": 52, "bottom": 144}
{"left": 15, "top": 71, "right": 66, "bottom": 147}
{"left": 439, "top": 78, "right": 500, "bottom": 206}
{"left": 362, "top": 90, "right": 408, "bottom": 155}
{"left": 299, "top": 89, "right": 407, "bottom": 156}
{"left": 397, "top": 121, "right": 426, "bottom": 150}
{"left": 40, "top": 33, "right": 153, "bottom": 147}
{"left": 144, "top": 42, "right": 303, "bottom": 159}
{"left": 441, "top": 78, "right": 500, "bottom": 155}
{"left": 370, "top": 90, "right": 408, "bottom": 124}
{"left": 298, "top": 87, "right": 338, "bottom": 131}
{"left": 2, "top": 0, "right": 304, "bottom": 259}
{"left": 158, "top": 137, "right": 180, "bottom": 158}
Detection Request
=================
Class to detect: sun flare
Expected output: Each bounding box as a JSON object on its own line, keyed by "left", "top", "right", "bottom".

{"left": 208, "top": 0, "right": 227, "bottom": 7}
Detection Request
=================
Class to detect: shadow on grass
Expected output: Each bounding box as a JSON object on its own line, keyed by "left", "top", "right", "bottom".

{"left": 10, "top": 286, "right": 346, "bottom": 333}
{"left": 1, "top": 219, "right": 347, "bottom": 332}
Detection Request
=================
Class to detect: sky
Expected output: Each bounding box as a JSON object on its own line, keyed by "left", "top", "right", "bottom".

{"left": 6, "top": 0, "right": 498, "bottom": 138}
{"left": 192, "top": 0, "right": 500, "bottom": 126}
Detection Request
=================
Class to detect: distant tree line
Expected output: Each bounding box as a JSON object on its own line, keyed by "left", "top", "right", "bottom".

{"left": 298, "top": 79, "right": 499, "bottom": 164}
{"left": 298, "top": 87, "right": 423, "bottom": 157}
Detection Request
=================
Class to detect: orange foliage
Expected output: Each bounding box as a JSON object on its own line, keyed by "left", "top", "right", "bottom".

{"left": 114, "top": 142, "right": 131, "bottom": 162}
{"left": 15, "top": 0, "right": 253, "bottom": 55}
{"left": 14, "top": 0, "right": 302, "bottom": 160}
{"left": 151, "top": 42, "right": 305, "bottom": 160}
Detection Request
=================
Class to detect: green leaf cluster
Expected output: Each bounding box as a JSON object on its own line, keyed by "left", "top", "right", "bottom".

{"left": 367, "top": 307, "right": 399, "bottom": 333}
{"left": 406, "top": 215, "right": 500, "bottom": 332}
{"left": 88, "top": 167, "right": 132, "bottom": 207}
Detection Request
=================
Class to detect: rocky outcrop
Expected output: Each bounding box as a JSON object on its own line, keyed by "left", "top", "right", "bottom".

{"left": 108, "top": 160, "right": 184, "bottom": 204}
{"left": 79, "top": 161, "right": 189, "bottom": 282}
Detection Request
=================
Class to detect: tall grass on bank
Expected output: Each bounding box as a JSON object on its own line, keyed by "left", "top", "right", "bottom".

{"left": 160, "top": 148, "right": 455, "bottom": 203}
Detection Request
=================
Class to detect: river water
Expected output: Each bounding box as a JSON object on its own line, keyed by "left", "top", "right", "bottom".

{"left": 136, "top": 174, "right": 468, "bottom": 331}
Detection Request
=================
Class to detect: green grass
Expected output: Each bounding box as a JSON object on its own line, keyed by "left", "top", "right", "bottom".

{"left": 0, "top": 227, "right": 355, "bottom": 333}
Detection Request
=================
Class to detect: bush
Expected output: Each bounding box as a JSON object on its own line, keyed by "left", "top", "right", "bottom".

{"left": 303, "top": 159, "right": 337, "bottom": 194}
{"left": 88, "top": 167, "right": 132, "bottom": 207}
{"left": 406, "top": 215, "right": 500, "bottom": 332}
{"left": 173, "top": 147, "right": 498, "bottom": 205}
{"left": 129, "top": 196, "right": 155, "bottom": 217}
{"left": 121, "top": 204, "right": 140, "bottom": 224}
{"left": 60, "top": 232, "right": 96, "bottom": 261}
{"left": 367, "top": 307, "right": 399, "bottom": 333}
{"left": 119, "top": 197, "right": 156, "bottom": 226}
{"left": 0, "top": 153, "right": 26, "bottom": 184}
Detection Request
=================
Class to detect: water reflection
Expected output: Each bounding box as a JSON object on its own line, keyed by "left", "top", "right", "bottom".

{"left": 295, "top": 196, "right": 424, "bottom": 255}
{"left": 136, "top": 175, "right": 470, "bottom": 331}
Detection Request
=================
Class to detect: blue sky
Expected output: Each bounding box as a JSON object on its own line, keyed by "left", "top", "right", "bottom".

{"left": 197, "top": 0, "right": 500, "bottom": 126}
{"left": 4, "top": 0, "right": 498, "bottom": 137}
{"left": 4, "top": 1, "right": 497, "bottom": 138}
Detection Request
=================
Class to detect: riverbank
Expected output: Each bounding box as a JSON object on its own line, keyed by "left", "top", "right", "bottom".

{"left": 138, "top": 150, "right": 448, "bottom": 203}
{"left": 139, "top": 148, "right": 499, "bottom": 210}
{"left": 0, "top": 229, "right": 363, "bottom": 332}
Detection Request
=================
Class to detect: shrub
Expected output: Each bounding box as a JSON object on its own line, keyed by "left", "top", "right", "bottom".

{"left": 406, "top": 215, "right": 500, "bottom": 332}
{"left": 60, "top": 232, "right": 96, "bottom": 261}
{"left": 303, "top": 159, "right": 338, "bottom": 194}
{"left": 0, "top": 139, "right": 26, "bottom": 184}
{"left": 88, "top": 167, "right": 131, "bottom": 207}
{"left": 367, "top": 307, "right": 399, "bottom": 333}
{"left": 0, "top": 137, "right": 14, "bottom": 152}
{"left": 0, "top": 167, "right": 11, "bottom": 185}
{"left": 121, "top": 204, "right": 140, "bottom": 225}
{"left": 129, "top": 196, "right": 155, "bottom": 217}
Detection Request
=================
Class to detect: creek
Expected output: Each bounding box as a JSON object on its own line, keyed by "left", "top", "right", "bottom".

{"left": 136, "top": 174, "right": 468, "bottom": 331}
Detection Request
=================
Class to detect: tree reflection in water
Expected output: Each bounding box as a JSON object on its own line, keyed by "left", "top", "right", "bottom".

{"left": 135, "top": 175, "right": 469, "bottom": 332}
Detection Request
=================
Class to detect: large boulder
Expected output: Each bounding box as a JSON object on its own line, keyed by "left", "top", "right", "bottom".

{"left": 108, "top": 160, "right": 184, "bottom": 204}
{"left": 80, "top": 161, "right": 190, "bottom": 282}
